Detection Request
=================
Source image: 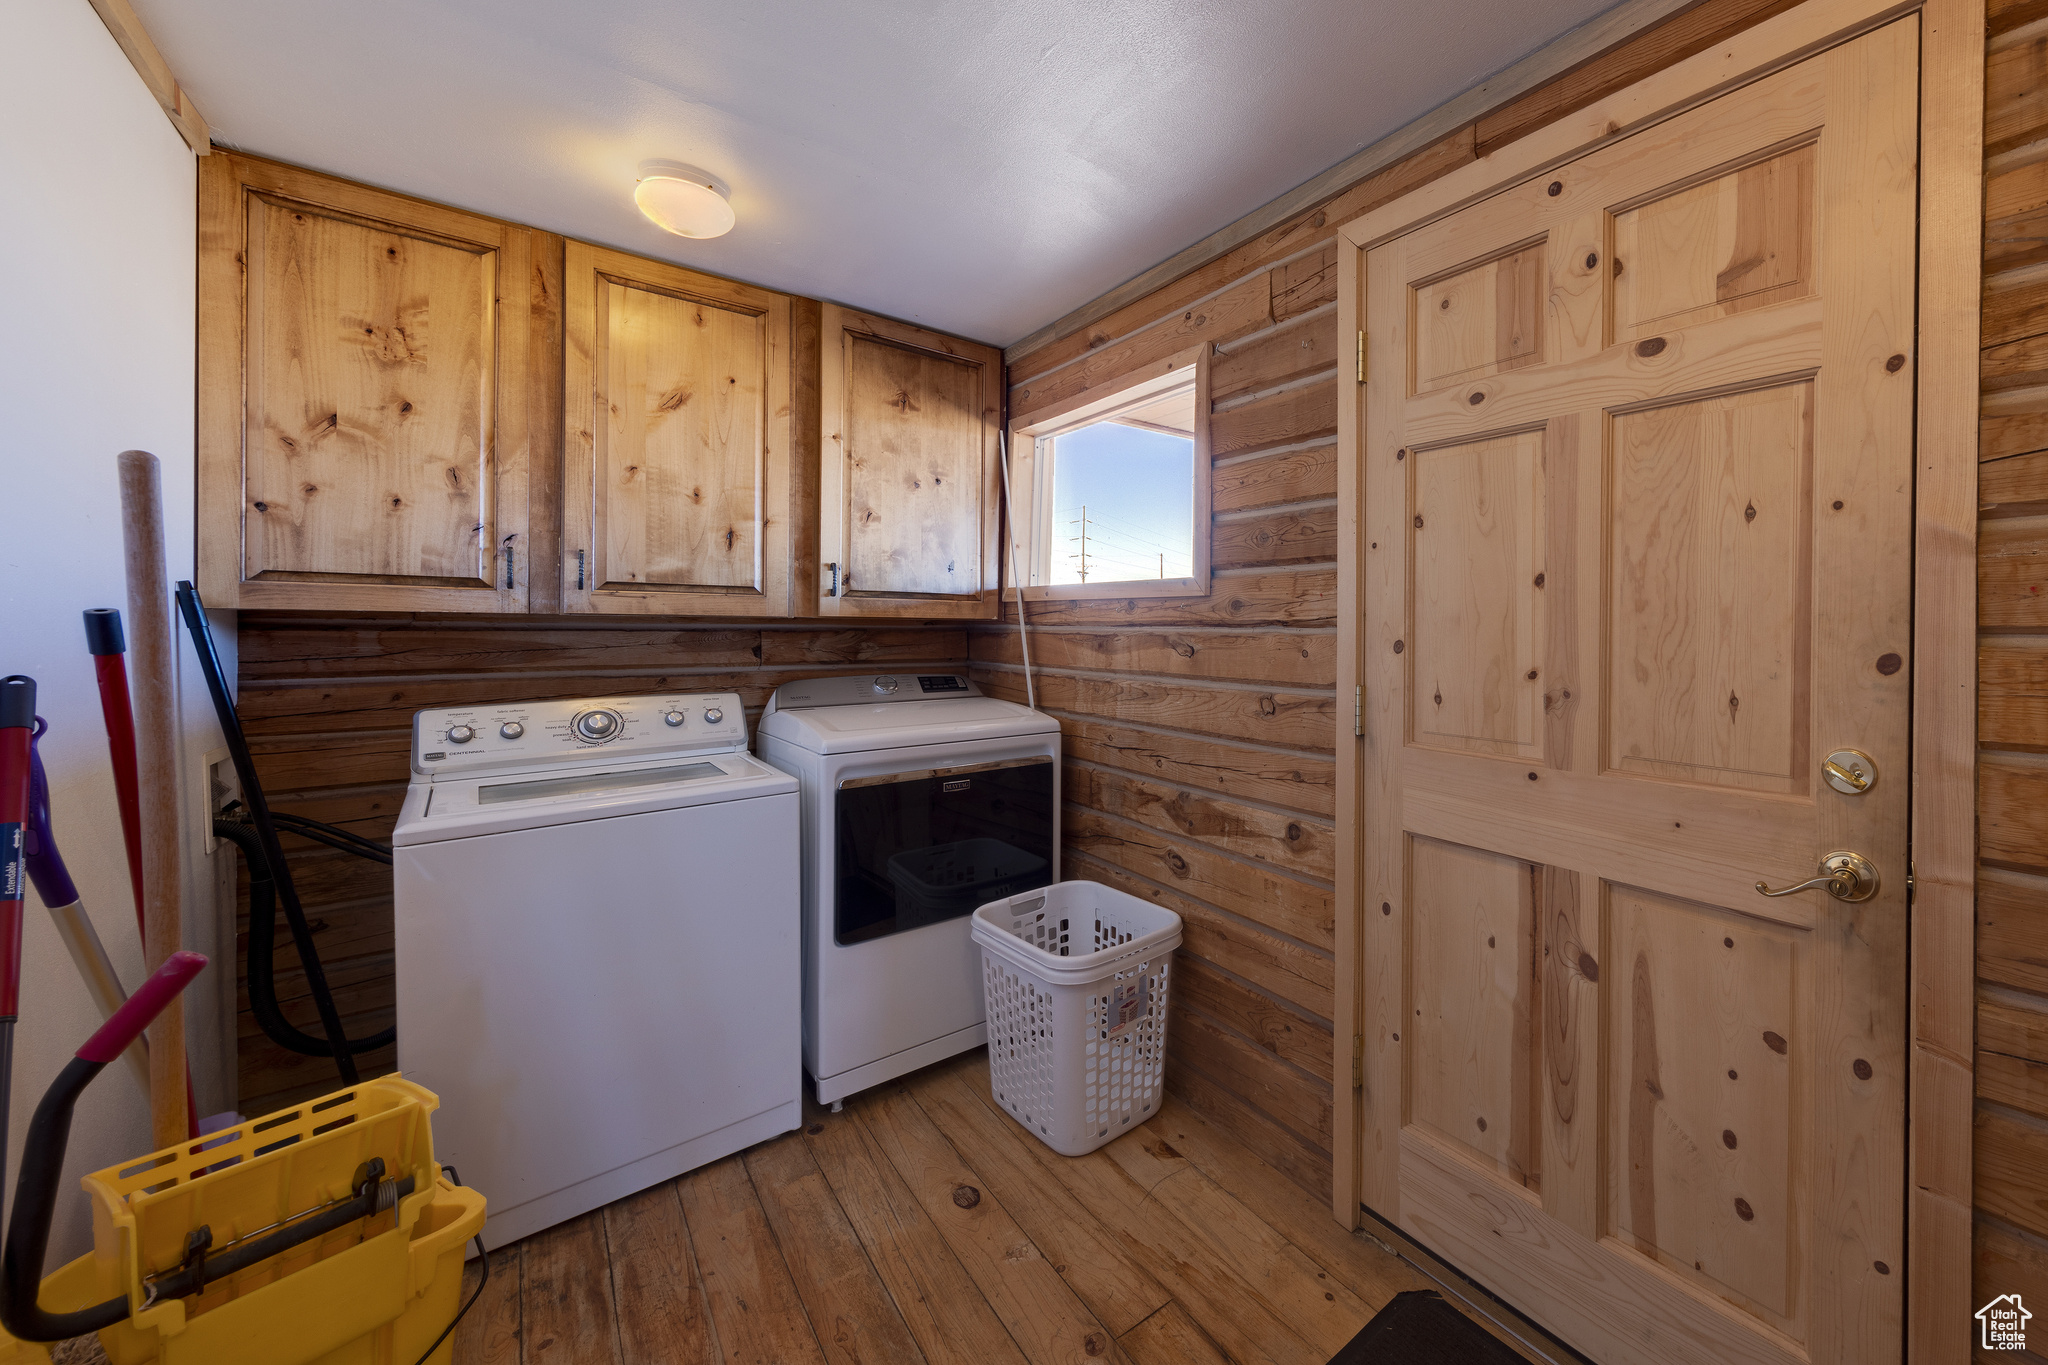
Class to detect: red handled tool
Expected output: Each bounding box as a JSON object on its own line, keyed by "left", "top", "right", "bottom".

{"left": 83, "top": 611, "right": 145, "bottom": 941}
{"left": 0, "top": 677, "right": 37, "bottom": 1179}
{"left": 0, "top": 952, "right": 208, "bottom": 1342}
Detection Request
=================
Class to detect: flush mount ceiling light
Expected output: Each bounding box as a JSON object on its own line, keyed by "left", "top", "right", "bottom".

{"left": 634, "top": 160, "right": 736, "bottom": 239}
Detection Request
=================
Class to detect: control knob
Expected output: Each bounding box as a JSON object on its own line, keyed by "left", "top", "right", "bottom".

{"left": 704, "top": 707, "right": 725, "bottom": 724}
{"left": 664, "top": 710, "right": 687, "bottom": 727}
{"left": 572, "top": 709, "right": 623, "bottom": 743}
{"left": 446, "top": 724, "right": 475, "bottom": 744}
{"left": 499, "top": 721, "right": 524, "bottom": 740}
{"left": 872, "top": 676, "right": 899, "bottom": 695}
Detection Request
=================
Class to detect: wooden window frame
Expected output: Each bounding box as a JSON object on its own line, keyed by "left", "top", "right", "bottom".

{"left": 1003, "top": 343, "right": 1212, "bottom": 602}
{"left": 1328, "top": 1, "right": 1982, "bottom": 1359}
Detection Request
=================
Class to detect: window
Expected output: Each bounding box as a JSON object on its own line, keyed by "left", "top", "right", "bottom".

{"left": 1005, "top": 345, "right": 1210, "bottom": 600}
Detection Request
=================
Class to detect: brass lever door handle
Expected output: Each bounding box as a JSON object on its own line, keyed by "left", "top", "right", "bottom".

{"left": 1755, "top": 851, "right": 1880, "bottom": 903}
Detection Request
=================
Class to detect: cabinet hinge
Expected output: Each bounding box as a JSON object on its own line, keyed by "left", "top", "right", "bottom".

{"left": 826, "top": 562, "right": 841, "bottom": 597}
{"left": 576, "top": 548, "right": 586, "bottom": 591}
{"left": 1356, "top": 330, "right": 1366, "bottom": 384}
{"left": 1351, "top": 1035, "right": 1364, "bottom": 1091}
{"left": 503, "top": 544, "right": 516, "bottom": 591}
{"left": 1354, "top": 685, "right": 1364, "bottom": 737}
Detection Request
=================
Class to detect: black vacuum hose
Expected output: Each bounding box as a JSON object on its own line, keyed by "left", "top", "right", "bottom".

{"left": 215, "top": 820, "right": 394, "bottom": 1062}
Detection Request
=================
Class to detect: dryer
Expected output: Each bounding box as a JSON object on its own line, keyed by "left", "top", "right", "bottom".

{"left": 758, "top": 674, "right": 1059, "bottom": 1105}
{"left": 393, "top": 691, "right": 800, "bottom": 1249}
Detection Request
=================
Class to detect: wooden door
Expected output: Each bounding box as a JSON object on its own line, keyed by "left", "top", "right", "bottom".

{"left": 1357, "top": 21, "right": 1916, "bottom": 1365}
{"left": 198, "top": 153, "right": 536, "bottom": 611}
{"left": 817, "top": 306, "right": 1002, "bottom": 617}
{"left": 563, "top": 243, "right": 793, "bottom": 615}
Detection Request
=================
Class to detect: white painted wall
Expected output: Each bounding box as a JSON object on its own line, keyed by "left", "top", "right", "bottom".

{"left": 0, "top": 0, "right": 234, "bottom": 1267}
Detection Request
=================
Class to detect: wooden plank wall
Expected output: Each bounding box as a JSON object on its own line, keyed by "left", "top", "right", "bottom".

{"left": 988, "top": 0, "right": 1897, "bottom": 1202}
{"left": 1973, "top": 0, "right": 2048, "bottom": 1341}
{"left": 233, "top": 615, "right": 969, "bottom": 1115}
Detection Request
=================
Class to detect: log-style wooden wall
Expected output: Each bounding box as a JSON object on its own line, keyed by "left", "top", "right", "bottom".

{"left": 1971, "top": 0, "right": 2048, "bottom": 1326}
{"left": 988, "top": 0, "right": 1921, "bottom": 1200}
{"left": 234, "top": 616, "right": 969, "bottom": 1114}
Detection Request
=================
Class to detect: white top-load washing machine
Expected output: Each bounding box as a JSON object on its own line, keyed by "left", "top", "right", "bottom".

{"left": 393, "top": 691, "right": 800, "bottom": 1250}
{"left": 757, "top": 673, "right": 1059, "bottom": 1105}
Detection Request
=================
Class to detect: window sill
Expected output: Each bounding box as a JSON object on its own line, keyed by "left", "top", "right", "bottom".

{"left": 1006, "top": 576, "right": 1207, "bottom": 602}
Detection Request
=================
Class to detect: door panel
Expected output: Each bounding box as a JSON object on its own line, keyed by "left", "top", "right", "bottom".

{"left": 1611, "top": 142, "right": 1818, "bottom": 337}
{"left": 599, "top": 279, "right": 766, "bottom": 590}
{"left": 844, "top": 334, "right": 987, "bottom": 597}
{"left": 1410, "top": 431, "right": 1546, "bottom": 760}
{"left": 816, "top": 305, "right": 1003, "bottom": 618}
{"left": 1411, "top": 243, "right": 1547, "bottom": 392}
{"left": 198, "top": 152, "right": 535, "bottom": 612}
{"left": 1607, "top": 882, "right": 1803, "bottom": 1327}
{"left": 1608, "top": 381, "right": 1814, "bottom": 791}
{"left": 562, "top": 241, "right": 793, "bottom": 615}
{"left": 1360, "top": 21, "right": 1916, "bottom": 1365}
{"left": 1407, "top": 836, "right": 1541, "bottom": 1191}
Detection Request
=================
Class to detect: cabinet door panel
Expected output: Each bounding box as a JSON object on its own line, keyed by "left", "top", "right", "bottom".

{"left": 819, "top": 306, "right": 1001, "bottom": 617}
{"left": 199, "top": 153, "right": 533, "bottom": 611}
{"left": 845, "top": 334, "right": 985, "bottom": 597}
{"left": 564, "top": 244, "right": 792, "bottom": 616}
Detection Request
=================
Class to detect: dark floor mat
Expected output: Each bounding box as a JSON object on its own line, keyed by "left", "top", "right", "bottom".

{"left": 1328, "top": 1289, "right": 1531, "bottom": 1364}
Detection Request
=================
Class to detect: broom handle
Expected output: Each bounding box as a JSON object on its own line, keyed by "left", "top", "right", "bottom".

{"left": 118, "top": 451, "right": 190, "bottom": 1149}
{"left": 83, "top": 610, "right": 146, "bottom": 939}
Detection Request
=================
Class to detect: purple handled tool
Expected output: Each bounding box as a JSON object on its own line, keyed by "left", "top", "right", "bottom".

{"left": 23, "top": 720, "right": 149, "bottom": 1095}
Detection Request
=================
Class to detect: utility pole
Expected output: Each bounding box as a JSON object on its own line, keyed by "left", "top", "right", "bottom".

{"left": 1158, "top": 551, "right": 1164, "bottom": 578}
{"left": 1067, "top": 505, "right": 1089, "bottom": 582}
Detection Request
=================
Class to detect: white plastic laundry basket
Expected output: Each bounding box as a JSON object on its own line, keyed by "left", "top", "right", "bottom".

{"left": 971, "top": 880, "right": 1182, "bottom": 1156}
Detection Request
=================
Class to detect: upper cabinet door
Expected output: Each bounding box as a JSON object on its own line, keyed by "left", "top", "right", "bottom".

{"left": 199, "top": 153, "right": 536, "bottom": 612}
{"left": 562, "top": 244, "right": 794, "bottom": 616}
{"left": 817, "top": 307, "right": 1002, "bottom": 617}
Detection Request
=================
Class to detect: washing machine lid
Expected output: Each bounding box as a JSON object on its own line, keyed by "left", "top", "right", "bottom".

{"left": 392, "top": 749, "right": 796, "bottom": 845}
{"left": 759, "top": 675, "right": 1056, "bottom": 755}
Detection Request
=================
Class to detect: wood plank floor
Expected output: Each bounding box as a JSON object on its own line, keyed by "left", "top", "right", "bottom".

{"left": 449, "top": 1050, "right": 1558, "bottom": 1365}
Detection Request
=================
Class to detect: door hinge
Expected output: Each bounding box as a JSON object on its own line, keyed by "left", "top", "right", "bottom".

{"left": 1351, "top": 1034, "right": 1364, "bottom": 1091}
{"left": 1354, "top": 685, "right": 1364, "bottom": 737}
{"left": 1356, "top": 330, "right": 1367, "bottom": 384}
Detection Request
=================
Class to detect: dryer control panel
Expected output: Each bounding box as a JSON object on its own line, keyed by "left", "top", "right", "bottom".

{"left": 766, "top": 673, "right": 982, "bottom": 711}
{"left": 411, "top": 692, "right": 749, "bottom": 778}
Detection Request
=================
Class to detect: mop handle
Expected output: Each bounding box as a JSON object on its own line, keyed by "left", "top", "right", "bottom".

{"left": 79, "top": 952, "right": 206, "bottom": 1064}
{"left": 0, "top": 678, "right": 35, "bottom": 1021}
{"left": 83, "top": 611, "right": 146, "bottom": 938}
{"left": 23, "top": 724, "right": 152, "bottom": 1095}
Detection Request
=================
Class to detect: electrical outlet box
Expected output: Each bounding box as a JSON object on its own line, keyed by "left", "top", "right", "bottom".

{"left": 201, "top": 747, "right": 240, "bottom": 853}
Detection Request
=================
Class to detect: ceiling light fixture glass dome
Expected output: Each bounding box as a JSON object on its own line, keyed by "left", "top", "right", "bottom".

{"left": 634, "top": 160, "right": 735, "bottom": 239}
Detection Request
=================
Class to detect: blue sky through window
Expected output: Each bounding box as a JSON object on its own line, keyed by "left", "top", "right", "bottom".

{"left": 1048, "top": 421, "right": 1194, "bottom": 585}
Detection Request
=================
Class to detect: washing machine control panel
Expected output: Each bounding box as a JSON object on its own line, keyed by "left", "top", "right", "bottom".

{"left": 411, "top": 692, "right": 749, "bottom": 777}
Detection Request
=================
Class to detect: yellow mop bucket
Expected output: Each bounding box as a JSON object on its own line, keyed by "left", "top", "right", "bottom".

{"left": 14, "top": 1074, "right": 483, "bottom": 1365}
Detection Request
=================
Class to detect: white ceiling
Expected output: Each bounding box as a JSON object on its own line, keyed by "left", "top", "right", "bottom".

{"left": 139, "top": 0, "right": 1617, "bottom": 346}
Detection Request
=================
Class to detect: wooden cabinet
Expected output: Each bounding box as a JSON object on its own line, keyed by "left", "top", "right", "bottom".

{"left": 561, "top": 243, "right": 794, "bottom": 615}
{"left": 200, "top": 158, "right": 1006, "bottom": 621}
{"left": 817, "top": 306, "right": 1003, "bottom": 618}
{"left": 199, "top": 152, "right": 544, "bottom": 612}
